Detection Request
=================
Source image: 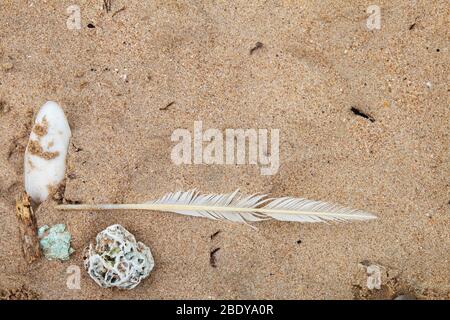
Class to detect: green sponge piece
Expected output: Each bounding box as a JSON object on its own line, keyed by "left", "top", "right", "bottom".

{"left": 38, "top": 224, "right": 74, "bottom": 261}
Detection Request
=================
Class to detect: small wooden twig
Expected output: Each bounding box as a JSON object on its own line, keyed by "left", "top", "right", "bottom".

{"left": 103, "top": 0, "right": 112, "bottom": 13}
{"left": 159, "top": 101, "right": 175, "bottom": 111}
{"left": 112, "top": 6, "right": 126, "bottom": 18}
{"left": 210, "top": 247, "right": 220, "bottom": 268}
{"left": 250, "top": 42, "right": 264, "bottom": 55}
{"left": 15, "top": 193, "right": 40, "bottom": 264}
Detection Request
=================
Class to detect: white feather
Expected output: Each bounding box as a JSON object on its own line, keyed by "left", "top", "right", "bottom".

{"left": 56, "top": 189, "right": 377, "bottom": 224}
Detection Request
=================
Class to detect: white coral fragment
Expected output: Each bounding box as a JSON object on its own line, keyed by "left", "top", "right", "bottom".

{"left": 84, "top": 224, "right": 155, "bottom": 289}
{"left": 24, "top": 101, "right": 71, "bottom": 203}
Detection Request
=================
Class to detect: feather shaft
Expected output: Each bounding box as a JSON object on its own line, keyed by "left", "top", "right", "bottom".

{"left": 56, "top": 203, "right": 376, "bottom": 220}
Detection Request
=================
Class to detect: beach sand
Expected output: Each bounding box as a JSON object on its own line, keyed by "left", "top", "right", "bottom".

{"left": 0, "top": 0, "right": 448, "bottom": 299}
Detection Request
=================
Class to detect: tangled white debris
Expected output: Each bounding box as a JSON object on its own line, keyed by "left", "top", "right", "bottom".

{"left": 84, "top": 224, "right": 155, "bottom": 289}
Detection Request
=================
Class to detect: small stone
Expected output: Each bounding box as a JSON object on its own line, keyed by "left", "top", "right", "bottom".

{"left": 84, "top": 224, "right": 155, "bottom": 289}
{"left": 74, "top": 70, "right": 85, "bottom": 78}
{"left": 1, "top": 62, "right": 13, "bottom": 71}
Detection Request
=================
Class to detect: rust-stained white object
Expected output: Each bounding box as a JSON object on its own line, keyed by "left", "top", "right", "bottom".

{"left": 24, "top": 101, "right": 71, "bottom": 203}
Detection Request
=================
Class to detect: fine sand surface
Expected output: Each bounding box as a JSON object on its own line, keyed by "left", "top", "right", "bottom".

{"left": 0, "top": 0, "right": 448, "bottom": 299}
